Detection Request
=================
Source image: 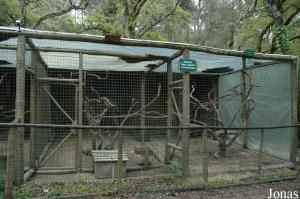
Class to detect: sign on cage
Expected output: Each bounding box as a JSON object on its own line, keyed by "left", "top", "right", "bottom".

{"left": 179, "top": 58, "right": 197, "bottom": 72}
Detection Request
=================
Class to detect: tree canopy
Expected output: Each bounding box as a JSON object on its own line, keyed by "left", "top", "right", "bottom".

{"left": 0, "top": 0, "right": 299, "bottom": 55}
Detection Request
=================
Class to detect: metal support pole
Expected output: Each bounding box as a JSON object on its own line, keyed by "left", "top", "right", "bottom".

{"left": 165, "top": 61, "right": 173, "bottom": 163}
{"left": 182, "top": 49, "right": 190, "bottom": 177}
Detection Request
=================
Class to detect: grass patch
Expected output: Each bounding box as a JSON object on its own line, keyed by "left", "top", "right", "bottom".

{"left": 11, "top": 170, "right": 297, "bottom": 198}
{"left": 13, "top": 182, "right": 118, "bottom": 198}
{"left": 260, "top": 169, "right": 296, "bottom": 181}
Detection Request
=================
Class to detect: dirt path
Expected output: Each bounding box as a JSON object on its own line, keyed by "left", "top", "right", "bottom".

{"left": 114, "top": 180, "right": 300, "bottom": 199}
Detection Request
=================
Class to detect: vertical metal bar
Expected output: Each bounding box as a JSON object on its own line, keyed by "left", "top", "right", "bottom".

{"left": 76, "top": 53, "right": 83, "bottom": 171}
{"left": 182, "top": 49, "right": 190, "bottom": 177}
{"left": 290, "top": 59, "right": 298, "bottom": 162}
{"left": 258, "top": 129, "right": 264, "bottom": 178}
{"left": 117, "top": 130, "right": 123, "bottom": 191}
{"left": 202, "top": 128, "right": 208, "bottom": 187}
{"left": 15, "top": 34, "right": 26, "bottom": 185}
{"left": 241, "top": 57, "right": 248, "bottom": 149}
{"left": 165, "top": 60, "right": 173, "bottom": 163}
{"left": 30, "top": 52, "right": 38, "bottom": 169}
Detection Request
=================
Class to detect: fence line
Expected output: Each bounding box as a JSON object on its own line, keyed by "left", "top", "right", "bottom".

{"left": 0, "top": 122, "right": 299, "bottom": 130}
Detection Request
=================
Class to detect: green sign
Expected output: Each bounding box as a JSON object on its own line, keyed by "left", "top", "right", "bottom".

{"left": 244, "top": 48, "right": 255, "bottom": 58}
{"left": 179, "top": 58, "right": 197, "bottom": 72}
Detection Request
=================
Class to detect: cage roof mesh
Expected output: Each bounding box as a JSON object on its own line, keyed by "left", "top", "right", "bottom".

{"left": 0, "top": 28, "right": 272, "bottom": 73}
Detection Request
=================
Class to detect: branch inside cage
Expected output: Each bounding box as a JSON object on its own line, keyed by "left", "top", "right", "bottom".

{"left": 167, "top": 70, "right": 256, "bottom": 159}
{"left": 0, "top": 72, "right": 7, "bottom": 85}
{"left": 84, "top": 83, "right": 162, "bottom": 152}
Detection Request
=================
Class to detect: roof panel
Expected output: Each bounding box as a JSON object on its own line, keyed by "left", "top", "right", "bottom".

{"left": 0, "top": 37, "right": 272, "bottom": 73}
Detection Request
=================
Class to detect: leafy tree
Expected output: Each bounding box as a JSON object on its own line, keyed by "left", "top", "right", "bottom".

{"left": 0, "top": 0, "right": 89, "bottom": 31}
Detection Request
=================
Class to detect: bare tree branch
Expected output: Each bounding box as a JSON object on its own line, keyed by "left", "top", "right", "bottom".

{"left": 284, "top": 5, "right": 300, "bottom": 26}
{"left": 239, "top": 0, "right": 258, "bottom": 23}
{"left": 137, "top": 0, "right": 181, "bottom": 38}
{"left": 31, "top": 0, "right": 89, "bottom": 29}
{"left": 0, "top": 73, "right": 7, "bottom": 85}
{"left": 84, "top": 83, "right": 162, "bottom": 151}
{"left": 256, "top": 22, "right": 273, "bottom": 52}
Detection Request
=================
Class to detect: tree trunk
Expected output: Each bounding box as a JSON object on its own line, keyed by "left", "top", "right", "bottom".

{"left": 264, "top": 0, "right": 291, "bottom": 54}
{"left": 19, "top": 0, "right": 26, "bottom": 26}
{"left": 122, "top": 0, "right": 128, "bottom": 37}
{"left": 128, "top": 23, "right": 136, "bottom": 39}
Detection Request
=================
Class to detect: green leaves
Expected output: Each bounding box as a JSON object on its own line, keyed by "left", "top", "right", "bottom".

{"left": 274, "top": 26, "right": 291, "bottom": 55}
{"left": 84, "top": 12, "right": 122, "bottom": 34}
{"left": 143, "top": 32, "right": 167, "bottom": 41}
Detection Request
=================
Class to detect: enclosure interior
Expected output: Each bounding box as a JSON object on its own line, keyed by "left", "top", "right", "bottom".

{"left": 0, "top": 35, "right": 296, "bottom": 183}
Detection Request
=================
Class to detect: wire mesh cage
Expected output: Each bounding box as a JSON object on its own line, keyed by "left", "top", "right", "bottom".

{"left": 0, "top": 26, "right": 298, "bottom": 197}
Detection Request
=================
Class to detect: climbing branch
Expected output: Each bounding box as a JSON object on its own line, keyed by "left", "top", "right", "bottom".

{"left": 0, "top": 73, "right": 7, "bottom": 85}
{"left": 189, "top": 70, "right": 256, "bottom": 129}
{"left": 84, "top": 83, "right": 162, "bottom": 150}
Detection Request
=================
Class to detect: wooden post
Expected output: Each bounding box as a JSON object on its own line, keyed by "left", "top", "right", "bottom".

{"left": 29, "top": 52, "right": 38, "bottom": 169}
{"left": 5, "top": 127, "right": 17, "bottom": 199}
{"left": 258, "top": 129, "right": 264, "bottom": 178}
{"left": 75, "top": 86, "right": 79, "bottom": 167}
{"left": 165, "top": 61, "right": 173, "bottom": 163}
{"left": 241, "top": 57, "right": 248, "bottom": 149}
{"left": 202, "top": 128, "right": 208, "bottom": 187}
{"left": 117, "top": 130, "right": 123, "bottom": 191}
{"left": 182, "top": 49, "right": 190, "bottom": 177}
{"left": 35, "top": 54, "right": 51, "bottom": 161}
{"left": 290, "top": 59, "right": 298, "bottom": 162}
{"left": 140, "top": 74, "right": 149, "bottom": 167}
{"left": 14, "top": 34, "right": 26, "bottom": 185}
{"left": 219, "top": 130, "right": 228, "bottom": 157}
{"left": 76, "top": 53, "right": 83, "bottom": 172}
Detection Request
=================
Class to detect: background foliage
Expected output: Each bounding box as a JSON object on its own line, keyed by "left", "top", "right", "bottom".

{"left": 0, "top": 0, "right": 299, "bottom": 124}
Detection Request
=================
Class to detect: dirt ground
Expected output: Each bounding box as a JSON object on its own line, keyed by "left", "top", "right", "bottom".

{"left": 105, "top": 180, "right": 300, "bottom": 199}
{"left": 13, "top": 175, "right": 300, "bottom": 198}
{"left": 30, "top": 134, "right": 285, "bottom": 183}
